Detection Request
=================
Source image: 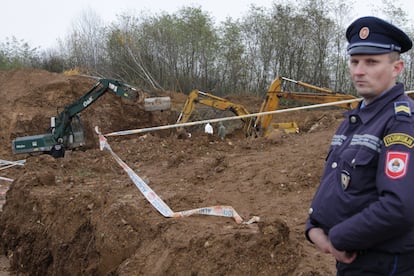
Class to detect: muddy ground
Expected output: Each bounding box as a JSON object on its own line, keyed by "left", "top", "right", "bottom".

{"left": 0, "top": 68, "right": 342, "bottom": 275}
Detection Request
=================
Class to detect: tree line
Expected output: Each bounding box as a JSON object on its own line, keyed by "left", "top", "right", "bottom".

{"left": 1, "top": 0, "right": 413, "bottom": 97}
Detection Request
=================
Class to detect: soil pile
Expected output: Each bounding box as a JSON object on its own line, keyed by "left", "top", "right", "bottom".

{"left": 0, "top": 68, "right": 342, "bottom": 275}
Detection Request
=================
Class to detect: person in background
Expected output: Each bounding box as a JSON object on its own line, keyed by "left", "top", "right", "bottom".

{"left": 204, "top": 122, "right": 213, "bottom": 135}
{"left": 305, "top": 16, "right": 414, "bottom": 275}
{"left": 218, "top": 121, "right": 226, "bottom": 140}
{"left": 204, "top": 122, "right": 214, "bottom": 142}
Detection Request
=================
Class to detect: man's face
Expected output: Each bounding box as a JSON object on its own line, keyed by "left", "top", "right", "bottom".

{"left": 349, "top": 53, "right": 403, "bottom": 102}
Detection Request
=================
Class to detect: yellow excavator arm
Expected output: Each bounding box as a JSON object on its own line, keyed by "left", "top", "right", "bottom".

{"left": 280, "top": 77, "right": 334, "bottom": 93}
{"left": 254, "top": 77, "right": 283, "bottom": 133}
{"left": 254, "top": 76, "right": 360, "bottom": 136}
{"left": 277, "top": 91, "right": 359, "bottom": 109}
{"left": 176, "top": 90, "right": 255, "bottom": 135}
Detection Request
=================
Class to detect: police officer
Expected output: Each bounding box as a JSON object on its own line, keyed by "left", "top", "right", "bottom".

{"left": 305, "top": 16, "right": 414, "bottom": 275}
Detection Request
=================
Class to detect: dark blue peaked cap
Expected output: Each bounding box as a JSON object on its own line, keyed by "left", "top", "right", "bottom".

{"left": 346, "top": 16, "right": 412, "bottom": 55}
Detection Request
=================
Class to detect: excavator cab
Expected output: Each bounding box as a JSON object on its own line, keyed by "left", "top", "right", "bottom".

{"left": 49, "top": 114, "right": 85, "bottom": 158}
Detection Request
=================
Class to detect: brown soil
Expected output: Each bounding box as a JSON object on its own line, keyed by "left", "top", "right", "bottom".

{"left": 0, "top": 68, "right": 342, "bottom": 275}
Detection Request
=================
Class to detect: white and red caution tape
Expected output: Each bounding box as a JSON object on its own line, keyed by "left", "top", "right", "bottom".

{"left": 0, "top": 176, "right": 13, "bottom": 182}
{"left": 0, "top": 159, "right": 25, "bottom": 171}
{"left": 96, "top": 127, "right": 258, "bottom": 224}
{"left": 0, "top": 159, "right": 25, "bottom": 182}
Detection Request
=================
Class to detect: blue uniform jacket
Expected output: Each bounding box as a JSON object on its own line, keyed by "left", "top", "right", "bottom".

{"left": 306, "top": 83, "right": 414, "bottom": 253}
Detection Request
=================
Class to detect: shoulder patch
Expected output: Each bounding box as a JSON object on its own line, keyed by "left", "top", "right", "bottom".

{"left": 394, "top": 101, "right": 411, "bottom": 117}
{"left": 384, "top": 133, "right": 414, "bottom": 148}
{"left": 385, "top": 151, "right": 409, "bottom": 179}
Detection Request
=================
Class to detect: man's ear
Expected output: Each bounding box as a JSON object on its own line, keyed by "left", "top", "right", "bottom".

{"left": 393, "top": 59, "right": 404, "bottom": 76}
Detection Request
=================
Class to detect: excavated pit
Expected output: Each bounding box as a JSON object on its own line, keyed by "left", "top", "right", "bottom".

{"left": 0, "top": 68, "right": 341, "bottom": 275}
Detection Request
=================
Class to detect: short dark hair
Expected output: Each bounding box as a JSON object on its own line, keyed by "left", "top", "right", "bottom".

{"left": 389, "top": 51, "right": 401, "bottom": 62}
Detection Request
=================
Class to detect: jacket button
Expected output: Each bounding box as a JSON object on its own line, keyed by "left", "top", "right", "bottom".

{"left": 309, "top": 208, "right": 313, "bottom": 214}
{"left": 350, "top": 116, "right": 357, "bottom": 123}
{"left": 332, "top": 162, "right": 337, "bottom": 168}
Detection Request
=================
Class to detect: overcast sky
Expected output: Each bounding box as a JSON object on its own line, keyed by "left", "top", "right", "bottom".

{"left": 1, "top": 0, "right": 414, "bottom": 49}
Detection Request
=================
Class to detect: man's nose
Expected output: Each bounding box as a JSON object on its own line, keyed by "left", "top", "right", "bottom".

{"left": 353, "top": 63, "right": 366, "bottom": 75}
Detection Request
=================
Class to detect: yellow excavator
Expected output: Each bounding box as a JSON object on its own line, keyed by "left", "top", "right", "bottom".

{"left": 253, "top": 76, "right": 360, "bottom": 136}
{"left": 176, "top": 77, "right": 360, "bottom": 137}
{"left": 176, "top": 90, "right": 256, "bottom": 135}
{"left": 176, "top": 89, "right": 304, "bottom": 137}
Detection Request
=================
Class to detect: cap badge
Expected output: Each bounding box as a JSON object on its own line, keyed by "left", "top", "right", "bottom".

{"left": 359, "top": 27, "right": 369, "bottom": 39}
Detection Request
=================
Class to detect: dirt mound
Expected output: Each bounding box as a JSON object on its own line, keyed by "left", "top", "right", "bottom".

{"left": 0, "top": 68, "right": 344, "bottom": 275}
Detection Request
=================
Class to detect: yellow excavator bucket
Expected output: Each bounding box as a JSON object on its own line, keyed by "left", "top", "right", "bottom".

{"left": 272, "top": 122, "right": 299, "bottom": 134}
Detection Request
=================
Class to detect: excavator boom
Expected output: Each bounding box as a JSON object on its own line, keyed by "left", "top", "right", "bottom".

{"left": 277, "top": 91, "right": 359, "bottom": 109}
{"left": 281, "top": 77, "right": 334, "bottom": 93}
{"left": 176, "top": 90, "right": 255, "bottom": 136}
{"left": 254, "top": 76, "right": 359, "bottom": 136}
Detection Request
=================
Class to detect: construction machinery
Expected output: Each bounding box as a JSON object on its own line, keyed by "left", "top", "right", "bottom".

{"left": 176, "top": 90, "right": 256, "bottom": 136}
{"left": 253, "top": 76, "right": 359, "bottom": 136}
{"left": 176, "top": 88, "right": 301, "bottom": 137}
{"left": 12, "top": 79, "right": 139, "bottom": 158}
{"left": 276, "top": 76, "right": 359, "bottom": 109}
{"left": 176, "top": 77, "right": 360, "bottom": 138}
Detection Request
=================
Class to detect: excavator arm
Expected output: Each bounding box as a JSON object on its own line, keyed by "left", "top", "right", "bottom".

{"left": 12, "top": 79, "right": 137, "bottom": 158}
{"left": 52, "top": 79, "right": 136, "bottom": 143}
{"left": 176, "top": 90, "right": 254, "bottom": 135}
{"left": 254, "top": 76, "right": 359, "bottom": 136}
{"left": 254, "top": 77, "right": 283, "bottom": 134}
{"left": 276, "top": 91, "right": 359, "bottom": 109}
{"left": 280, "top": 77, "right": 334, "bottom": 93}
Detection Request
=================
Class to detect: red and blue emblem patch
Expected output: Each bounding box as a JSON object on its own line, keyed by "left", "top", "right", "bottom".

{"left": 385, "top": 151, "right": 409, "bottom": 179}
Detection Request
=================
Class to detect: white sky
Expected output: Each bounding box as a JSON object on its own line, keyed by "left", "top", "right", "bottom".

{"left": 1, "top": 0, "right": 414, "bottom": 49}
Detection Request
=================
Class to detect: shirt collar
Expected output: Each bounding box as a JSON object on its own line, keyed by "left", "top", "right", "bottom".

{"left": 346, "top": 83, "right": 405, "bottom": 124}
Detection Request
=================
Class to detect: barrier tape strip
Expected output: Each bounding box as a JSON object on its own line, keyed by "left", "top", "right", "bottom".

{"left": 0, "top": 165, "right": 20, "bottom": 171}
{"left": 0, "top": 159, "right": 26, "bottom": 166}
{"left": 103, "top": 98, "right": 363, "bottom": 137}
{"left": 102, "top": 91, "right": 414, "bottom": 138}
{"left": 0, "top": 176, "right": 13, "bottom": 182}
{"left": 0, "top": 159, "right": 25, "bottom": 171}
{"left": 96, "top": 127, "right": 258, "bottom": 224}
{"left": 0, "top": 159, "right": 25, "bottom": 182}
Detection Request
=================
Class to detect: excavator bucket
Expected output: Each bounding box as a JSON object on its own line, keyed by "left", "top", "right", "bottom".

{"left": 144, "top": 97, "right": 171, "bottom": 111}
{"left": 272, "top": 122, "right": 299, "bottom": 134}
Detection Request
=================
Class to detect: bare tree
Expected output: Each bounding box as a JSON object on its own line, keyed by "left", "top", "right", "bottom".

{"left": 63, "top": 8, "right": 107, "bottom": 73}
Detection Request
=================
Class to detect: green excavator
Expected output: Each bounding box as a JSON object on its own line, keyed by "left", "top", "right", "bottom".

{"left": 12, "top": 78, "right": 138, "bottom": 158}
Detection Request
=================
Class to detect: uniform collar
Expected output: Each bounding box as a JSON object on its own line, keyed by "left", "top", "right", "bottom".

{"left": 346, "top": 83, "right": 405, "bottom": 124}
